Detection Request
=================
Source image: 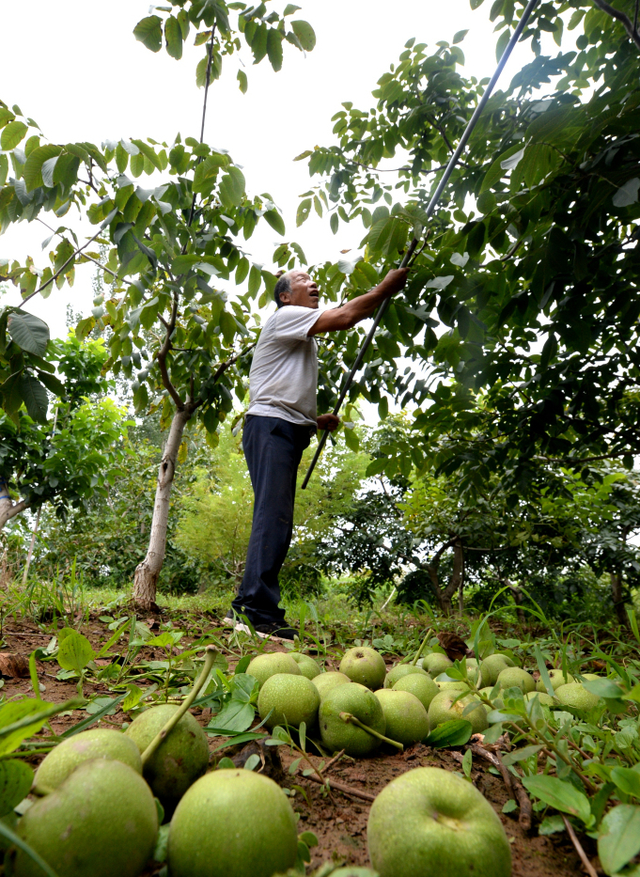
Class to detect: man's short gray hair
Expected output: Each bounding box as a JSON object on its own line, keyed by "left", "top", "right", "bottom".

{"left": 274, "top": 273, "right": 292, "bottom": 308}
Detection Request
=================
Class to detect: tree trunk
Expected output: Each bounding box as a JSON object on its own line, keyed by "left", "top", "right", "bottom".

{"left": 426, "top": 537, "right": 462, "bottom": 617}
{"left": 508, "top": 583, "right": 527, "bottom": 627}
{"left": 609, "top": 571, "right": 629, "bottom": 628}
{"left": 132, "top": 408, "right": 193, "bottom": 609}
{"left": 0, "top": 479, "right": 31, "bottom": 533}
{"left": 22, "top": 506, "right": 42, "bottom": 585}
{"left": 440, "top": 537, "right": 463, "bottom": 618}
{"left": 457, "top": 540, "right": 466, "bottom": 617}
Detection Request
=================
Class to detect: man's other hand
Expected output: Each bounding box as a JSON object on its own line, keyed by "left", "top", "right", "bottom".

{"left": 317, "top": 414, "right": 340, "bottom": 432}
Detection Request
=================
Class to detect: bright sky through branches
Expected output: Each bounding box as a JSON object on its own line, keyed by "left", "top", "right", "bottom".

{"left": 1, "top": 0, "right": 529, "bottom": 338}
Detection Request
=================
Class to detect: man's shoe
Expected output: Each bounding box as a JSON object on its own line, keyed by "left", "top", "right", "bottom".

{"left": 225, "top": 612, "right": 299, "bottom": 642}
{"left": 254, "top": 622, "right": 299, "bottom": 643}
{"left": 224, "top": 611, "right": 254, "bottom": 635}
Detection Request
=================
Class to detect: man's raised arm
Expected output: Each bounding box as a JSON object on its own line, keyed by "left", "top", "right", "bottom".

{"left": 307, "top": 268, "right": 409, "bottom": 336}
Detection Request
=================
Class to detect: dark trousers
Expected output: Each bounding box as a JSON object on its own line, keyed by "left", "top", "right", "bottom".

{"left": 232, "top": 415, "right": 312, "bottom": 626}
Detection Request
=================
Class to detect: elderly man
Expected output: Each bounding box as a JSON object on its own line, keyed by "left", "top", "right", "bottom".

{"left": 228, "top": 266, "right": 409, "bottom": 641}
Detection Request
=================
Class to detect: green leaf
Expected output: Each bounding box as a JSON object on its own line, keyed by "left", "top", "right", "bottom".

{"left": 424, "top": 719, "right": 472, "bottom": 748}
{"left": 207, "top": 700, "right": 255, "bottom": 734}
{"left": 495, "top": 27, "right": 510, "bottom": 62}
{"left": 610, "top": 767, "right": 640, "bottom": 799}
{"left": 627, "top": 608, "right": 640, "bottom": 645}
{"left": 453, "top": 29, "right": 468, "bottom": 44}
{"left": 122, "top": 685, "right": 144, "bottom": 712}
{"left": 291, "top": 20, "right": 316, "bottom": 51}
{"left": 19, "top": 376, "right": 49, "bottom": 423}
{"left": 296, "top": 198, "right": 311, "bottom": 227}
{"left": 35, "top": 370, "right": 63, "bottom": 398}
{"left": 237, "top": 69, "right": 248, "bottom": 94}
{"left": 0, "top": 699, "right": 54, "bottom": 756}
{"left": 481, "top": 143, "right": 526, "bottom": 192}
{"left": 267, "top": 29, "right": 283, "bottom": 71}
{"left": 248, "top": 265, "right": 261, "bottom": 296}
{"left": 501, "top": 744, "right": 542, "bottom": 766}
{"left": 521, "top": 775, "right": 591, "bottom": 824}
{"left": 219, "top": 166, "right": 245, "bottom": 208}
{"left": 582, "top": 678, "right": 623, "bottom": 699}
{"left": 210, "top": 732, "right": 268, "bottom": 753}
{"left": 130, "top": 139, "right": 162, "bottom": 172}
{"left": 539, "top": 815, "right": 566, "bottom": 836}
{"left": 343, "top": 425, "right": 360, "bottom": 452}
{"left": 7, "top": 312, "right": 50, "bottom": 356}
{"left": 235, "top": 258, "right": 249, "bottom": 284}
{"left": 534, "top": 645, "right": 555, "bottom": 698}
{"left": 23, "top": 144, "right": 63, "bottom": 192}
{"left": 164, "top": 15, "right": 183, "bottom": 60}
{"left": 193, "top": 153, "right": 230, "bottom": 194}
{"left": 263, "top": 209, "right": 285, "bottom": 235}
{"left": 501, "top": 146, "right": 525, "bottom": 171}
{"left": 56, "top": 631, "right": 94, "bottom": 675}
{"left": 59, "top": 695, "right": 126, "bottom": 737}
{"left": 220, "top": 310, "right": 237, "bottom": 345}
{"left": 1, "top": 120, "right": 28, "bottom": 150}
{"left": 133, "top": 15, "right": 163, "bottom": 52}
{"left": 0, "top": 760, "right": 33, "bottom": 817}
{"left": 153, "top": 823, "right": 170, "bottom": 866}
{"left": 612, "top": 178, "right": 640, "bottom": 208}
{"left": 598, "top": 805, "right": 640, "bottom": 875}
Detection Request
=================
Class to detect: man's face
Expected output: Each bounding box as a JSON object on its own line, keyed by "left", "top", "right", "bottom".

{"left": 281, "top": 271, "right": 319, "bottom": 309}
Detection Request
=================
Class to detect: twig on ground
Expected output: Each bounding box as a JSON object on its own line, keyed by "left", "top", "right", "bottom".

{"left": 323, "top": 749, "right": 345, "bottom": 774}
{"left": 469, "top": 744, "right": 532, "bottom": 831}
{"left": 3, "top": 631, "right": 57, "bottom": 638}
{"left": 495, "top": 750, "right": 532, "bottom": 832}
{"left": 561, "top": 815, "right": 598, "bottom": 877}
{"left": 297, "top": 769, "right": 376, "bottom": 802}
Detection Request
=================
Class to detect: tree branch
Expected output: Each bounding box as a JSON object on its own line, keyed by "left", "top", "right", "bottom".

{"left": 20, "top": 227, "right": 106, "bottom": 307}
{"left": 156, "top": 293, "right": 184, "bottom": 410}
{"left": 561, "top": 815, "right": 598, "bottom": 877}
{"left": 592, "top": 0, "right": 640, "bottom": 49}
{"left": 0, "top": 498, "right": 32, "bottom": 530}
{"left": 210, "top": 341, "right": 256, "bottom": 386}
{"left": 38, "top": 219, "right": 119, "bottom": 282}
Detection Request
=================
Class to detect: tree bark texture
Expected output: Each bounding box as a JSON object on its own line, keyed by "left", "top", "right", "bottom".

{"left": 0, "top": 479, "right": 30, "bottom": 534}
{"left": 446, "top": 537, "right": 464, "bottom": 618}
{"left": 427, "top": 537, "right": 464, "bottom": 616}
{"left": 22, "top": 506, "right": 42, "bottom": 585}
{"left": 508, "top": 583, "right": 527, "bottom": 626}
{"left": 132, "top": 408, "right": 192, "bottom": 609}
{"left": 609, "top": 571, "right": 629, "bottom": 628}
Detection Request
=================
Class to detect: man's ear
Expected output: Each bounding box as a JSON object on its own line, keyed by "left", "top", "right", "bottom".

{"left": 278, "top": 291, "right": 291, "bottom": 306}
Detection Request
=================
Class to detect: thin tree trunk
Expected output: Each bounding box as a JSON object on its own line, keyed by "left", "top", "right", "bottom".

{"left": 508, "top": 583, "right": 527, "bottom": 626}
{"left": 457, "top": 540, "right": 466, "bottom": 617}
{"left": 132, "top": 408, "right": 193, "bottom": 609}
{"left": 440, "top": 537, "right": 463, "bottom": 617}
{"left": 426, "top": 537, "right": 460, "bottom": 616}
{"left": 22, "top": 506, "right": 42, "bottom": 585}
{"left": 0, "top": 478, "right": 31, "bottom": 533}
{"left": 609, "top": 571, "right": 629, "bottom": 628}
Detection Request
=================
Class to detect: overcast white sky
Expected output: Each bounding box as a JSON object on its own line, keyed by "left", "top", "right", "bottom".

{"left": 1, "top": 0, "right": 534, "bottom": 338}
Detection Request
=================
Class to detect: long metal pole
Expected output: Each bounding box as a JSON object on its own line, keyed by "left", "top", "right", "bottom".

{"left": 302, "top": 0, "right": 540, "bottom": 489}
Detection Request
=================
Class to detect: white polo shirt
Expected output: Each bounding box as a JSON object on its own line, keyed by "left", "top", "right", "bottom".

{"left": 246, "top": 305, "right": 324, "bottom": 428}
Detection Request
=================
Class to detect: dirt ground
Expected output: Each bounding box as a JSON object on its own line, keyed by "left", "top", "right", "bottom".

{"left": 0, "top": 613, "right": 596, "bottom": 877}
